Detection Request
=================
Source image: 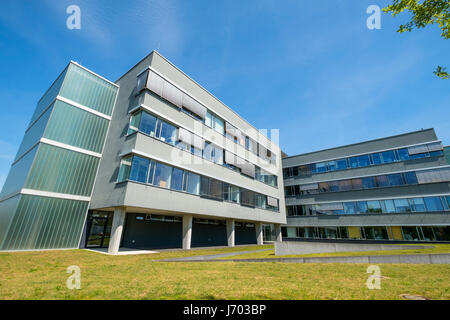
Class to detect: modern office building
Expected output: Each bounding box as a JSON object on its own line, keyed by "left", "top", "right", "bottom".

{"left": 282, "top": 129, "right": 450, "bottom": 242}
{"left": 0, "top": 51, "right": 286, "bottom": 253}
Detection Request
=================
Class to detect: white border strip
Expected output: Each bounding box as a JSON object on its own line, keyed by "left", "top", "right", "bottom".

{"left": 56, "top": 96, "right": 112, "bottom": 120}
{"left": 20, "top": 188, "right": 91, "bottom": 201}
{"left": 40, "top": 138, "right": 102, "bottom": 158}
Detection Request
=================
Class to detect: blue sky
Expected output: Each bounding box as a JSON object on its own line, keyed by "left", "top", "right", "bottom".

{"left": 0, "top": 0, "right": 449, "bottom": 190}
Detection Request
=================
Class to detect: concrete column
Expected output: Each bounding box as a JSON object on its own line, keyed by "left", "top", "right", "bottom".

{"left": 182, "top": 215, "right": 193, "bottom": 250}
{"left": 108, "top": 207, "right": 126, "bottom": 254}
{"left": 255, "top": 223, "right": 264, "bottom": 245}
{"left": 226, "top": 220, "right": 235, "bottom": 247}
{"left": 274, "top": 224, "right": 282, "bottom": 242}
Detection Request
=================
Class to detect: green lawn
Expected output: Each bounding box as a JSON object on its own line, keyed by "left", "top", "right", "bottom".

{"left": 219, "top": 244, "right": 450, "bottom": 260}
{"left": 0, "top": 245, "right": 449, "bottom": 300}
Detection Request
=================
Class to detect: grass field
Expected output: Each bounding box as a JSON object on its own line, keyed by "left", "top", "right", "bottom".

{"left": 0, "top": 245, "right": 449, "bottom": 300}
{"left": 219, "top": 244, "right": 450, "bottom": 260}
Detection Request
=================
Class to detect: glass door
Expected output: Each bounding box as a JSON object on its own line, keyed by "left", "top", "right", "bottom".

{"left": 86, "top": 211, "right": 112, "bottom": 248}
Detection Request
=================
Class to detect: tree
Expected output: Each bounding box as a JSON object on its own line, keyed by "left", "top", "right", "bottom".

{"left": 383, "top": 0, "right": 449, "bottom": 79}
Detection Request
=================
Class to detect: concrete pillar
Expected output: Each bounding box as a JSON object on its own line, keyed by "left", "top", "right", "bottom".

{"left": 182, "top": 215, "right": 193, "bottom": 250}
{"left": 226, "top": 220, "right": 235, "bottom": 247}
{"left": 275, "top": 224, "right": 282, "bottom": 242}
{"left": 108, "top": 207, "right": 126, "bottom": 254}
{"left": 255, "top": 222, "right": 264, "bottom": 245}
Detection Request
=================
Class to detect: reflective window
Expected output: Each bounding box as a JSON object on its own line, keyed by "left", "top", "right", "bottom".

{"left": 344, "top": 202, "right": 357, "bottom": 214}
{"left": 424, "top": 197, "right": 444, "bottom": 212}
{"left": 117, "top": 155, "right": 132, "bottom": 182}
{"left": 200, "top": 176, "right": 223, "bottom": 200}
{"left": 404, "top": 171, "right": 418, "bottom": 184}
{"left": 316, "top": 162, "right": 327, "bottom": 173}
{"left": 352, "top": 178, "right": 363, "bottom": 190}
{"left": 240, "top": 189, "right": 255, "bottom": 207}
{"left": 357, "top": 155, "right": 371, "bottom": 167}
{"left": 371, "top": 153, "right": 382, "bottom": 165}
{"left": 327, "top": 161, "right": 337, "bottom": 171}
{"left": 362, "top": 177, "right": 376, "bottom": 189}
{"left": 381, "top": 150, "right": 397, "bottom": 163}
{"left": 410, "top": 198, "right": 426, "bottom": 212}
{"left": 159, "top": 121, "right": 177, "bottom": 145}
{"left": 402, "top": 226, "right": 420, "bottom": 241}
{"left": 394, "top": 199, "right": 411, "bottom": 212}
{"left": 129, "top": 156, "right": 149, "bottom": 183}
{"left": 336, "top": 159, "right": 348, "bottom": 170}
{"left": 128, "top": 111, "right": 142, "bottom": 134}
{"left": 397, "top": 148, "right": 410, "bottom": 161}
{"left": 387, "top": 173, "right": 404, "bottom": 186}
{"left": 376, "top": 175, "right": 389, "bottom": 187}
{"left": 205, "top": 111, "right": 224, "bottom": 135}
{"left": 184, "top": 172, "right": 200, "bottom": 195}
{"left": 171, "top": 167, "right": 184, "bottom": 191}
{"left": 153, "top": 162, "right": 172, "bottom": 188}
{"left": 255, "top": 193, "right": 267, "bottom": 209}
{"left": 384, "top": 200, "right": 396, "bottom": 213}
{"left": 139, "top": 112, "right": 158, "bottom": 136}
{"left": 349, "top": 156, "right": 359, "bottom": 168}
{"left": 367, "top": 201, "right": 382, "bottom": 213}
{"left": 357, "top": 201, "right": 368, "bottom": 213}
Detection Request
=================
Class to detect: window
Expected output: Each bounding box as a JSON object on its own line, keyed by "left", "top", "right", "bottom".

{"left": 381, "top": 150, "right": 397, "bottom": 163}
{"left": 184, "top": 172, "right": 200, "bottom": 195}
{"left": 443, "top": 196, "right": 450, "bottom": 210}
{"left": 402, "top": 227, "right": 420, "bottom": 241}
{"left": 371, "top": 153, "right": 382, "bottom": 165}
{"left": 349, "top": 156, "right": 359, "bottom": 168}
{"left": 255, "top": 193, "right": 267, "bottom": 209}
{"left": 240, "top": 189, "right": 255, "bottom": 207}
{"left": 139, "top": 112, "right": 158, "bottom": 136}
{"left": 357, "top": 155, "right": 371, "bottom": 167}
{"left": 384, "top": 200, "right": 396, "bottom": 213}
{"left": 397, "top": 148, "right": 410, "bottom": 161}
{"left": 159, "top": 121, "right": 177, "bottom": 145}
{"left": 404, "top": 171, "right": 418, "bottom": 185}
{"left": 339, "top": 180, "right": 352, "bottom": 191}
{"left": 318, "top": 182, "right": 329, "bottom": 193}
{"left": 327, "top": 161, "right": 337, "bottom": 171}
{"left": 171, "top": 167, "right": 184, "bottom": 191}
{"left": 153, "top": 162, "right": 172, "bottom": 188}
{"left": 357, "top": 201, "right": 368, "bottom": 214}
{"left": 376, "top": 175, "right": 389, "bottom": 187}
{"left": 343, "top": 202, "right": 357, "bottom": 214}
{"left": 200, "top": 176, "right": 223, "bottom": 200}
{"left": 128, "top": 111, "right": 142, "bottom": 134}
{"left": 316, "top": 162, "right": 327, "bottom": 173}
{"left": 117, "top": 155, "right": 132, "bottom": 182}
{"left": 394, "top": 199, "right": 411, "bottom": 212}
{"left": 388, "top": 173, "right": 404, "bottom": 186}
{"left": 424, "top": 197, "right": 444, "bottom": 212}
{"left": 329, "top": 181, "right": 340, "bottom": 192}
{"left": 352, "top": 178, "right": 363, "bottom": 190}
{"left": 205, "top": 111, "right": 224, "bottom": 134}
{"left": 410, "top": 198, "right": 426, "bottom": 212}
{"left": 336, "top": 159, "right": 348, "bottom": 170}
{"left": 362, "top": 177, "right": 376, "bottom": 189}
{"left": 129, "top": 156, "right": 149, "bottom": 183}
{"left": 367, "top": 201, "right": 382, "bottom": 213}
{"left": 255, "top": 167, "right": 278, "bottom": 187}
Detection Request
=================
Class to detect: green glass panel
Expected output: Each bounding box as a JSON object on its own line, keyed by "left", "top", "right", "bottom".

{"left": 59, "top": 64, "right": 118, "bottom": 116}
{"left": 29, "top": 68, "right": 67, "bottom": 126}
{"left": 445, "top": 147, "right": 450, "bottom": 165}
{"left": 0, "top": 194, "right": 21, "bottom": 248}
{"left": 25, "top": 144, "right": 99, "bottom": 196}
{"left": 15, "top": 104, "right": 53, "bottom": 161}
{"left": 0, "top": 145, "right": 38, "bottom": 198}
{"left": 44, "top": 100, "right": 109, "bottom": 153}
{"left": 1, "top": 195, "right": 88, "bottom": 250}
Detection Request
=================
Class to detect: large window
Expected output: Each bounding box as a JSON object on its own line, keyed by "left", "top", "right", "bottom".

{"left": 240, "top": 189, "right": 255, "bottom": 207}
{"left": 223, "top": 183, "right": 240, "bottom": 203}
{"left": 200, "top": 176, "right": 223, "bottom": 200}
{"left": 424, "top": 196, "right": 444, "bottom": 211}
{"left": 129, "top": 156, "right": 150, "bottom": 183}
{"left": 139, "top": 112, "right": 158, "bottom": 136}
{"left": 152, "top": 162, "right": 172, "bottom": 188}
{"left": 171, "top": 167, "right": 184, "bottom": 191}
{"left": 394, "top": 199, "right": 411, "bottom": 212}
{"left": 118, "top": 155, "right": 132, "bottom": 182}
{"left": 184, "top": 172, "right": 200, "bottom": 195}
{"left": 255, "top": 166, "right": 278, "bottom": 187}
{"left": 205, "top": 111, "right": 224, "bottom": 135}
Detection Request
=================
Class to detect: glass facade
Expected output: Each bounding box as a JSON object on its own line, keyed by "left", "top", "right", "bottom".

{"left": 284, "top": 142, "right": 445, "bottom": 178}
{"left": 0, "top": 62, "right": 118, "bottom": 251}
{"left": 287, "top": 196, "right": 450, "bottom": 216}
{"left": 128, "top": 109, "right": 278, "bottom": 188}
{"left": 117, "top": 154, "right": 279, "bottom": 212}
{"left": 283, "top": 225, "right": 450, "bottom": 242}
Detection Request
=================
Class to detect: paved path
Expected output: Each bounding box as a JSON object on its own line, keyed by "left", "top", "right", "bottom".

{"left": 159, "top": 248, "right": 272, "bottom": 261}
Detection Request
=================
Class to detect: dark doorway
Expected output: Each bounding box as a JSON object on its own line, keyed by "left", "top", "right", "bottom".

{"left": 85, "top": 211, "right": 113, "bottom": 248}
